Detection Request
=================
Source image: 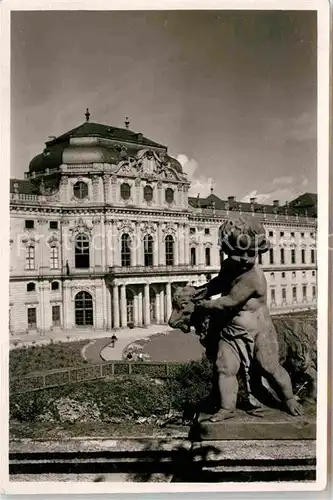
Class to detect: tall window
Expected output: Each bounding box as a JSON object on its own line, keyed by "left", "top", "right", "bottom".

{"left": 291, "top": 249, "right": 296, "bottom": 264}
{"left": 302, "top": 285, "right": 307, "bottom": 301}
{"left": 26, "top": 246, "right": 35, "bottom": 270}
{"left": 50, "top": 246, "right": 59, "bottom": 269}
{"left": 75, "top": 291, "right": 93, "bottom": 326}
{"left": 269, "top": 248, "right": 274, "bottom": 264}
{"left": 190, "top": 247, "right": 196, "bottom": 266}
{"left": 165, "top": 235, "right": 174, "bottom": 266}
{"left": 312, "top": 285, "right": 316, "bottom": 299}
{"left": 121, "top": 233, "right": 131, "bottom": 267}
{"left": 281, "top": 271, "right": 285, "bottom": 279}
{"left": 282, "top": 288, "right": 286, "bottom": 302}
{"left": 75, "top": 234, "right": 90, "bottom": 268}
{"left": 311, "top": 249, "right": 315, "bottom": 264}
{"left": 301, "top": 249, "right": 306, "bottom": 264}
{"left": 52, "top": 305, "right": 61, "bottom": 326}
{"left": 280, "top": 248, "right": 285, "bottom": 264}
{"left": 27, "top": 307, "right": 37, "bottom": 329}
{"left": 292, "top": 286, "right": 297, "bottom": 302}
{"left": 258, "top": 253, "right": 263, "bottom": 265}
{"left": 144, "top": 234, "right": 153, "bottom": 267}
{"left": 205, "top": 247, "right": 211, "bottom": 266}
{"left": 271, "top": 288, "right": 276, "bottom": 304}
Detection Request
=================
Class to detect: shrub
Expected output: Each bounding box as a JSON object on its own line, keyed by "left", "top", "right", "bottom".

{"left": 166, "top": 357, "right": 213, "bottom": 412}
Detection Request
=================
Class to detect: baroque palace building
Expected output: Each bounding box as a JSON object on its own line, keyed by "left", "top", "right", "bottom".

{"left": 9, "top": 112, "right": 317, "bottom": 335}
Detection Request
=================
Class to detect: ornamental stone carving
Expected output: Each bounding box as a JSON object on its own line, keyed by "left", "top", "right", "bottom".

{"left": 92, "top": 217, "right": 101, "bottom": 225}
{"left": 92, "top": 175, "right": 100, "bottom": 185}
{"left": 162, "top": 222, "right": 177, "bottom": 238}
{"left": 21, "top": 235, "right": 39, "bottom": 246}
{"left": 60, "top": 175, "right": 69, "bottom": 186}
{"left": 68, "top": 218, "right": 93, "bottom": 240}
{"left": 140, "top": 222, "right": 156, "bottom": 235}
{"left": 135, "top": 177, "right": 141, "bottom": 187}
{"left": 116, "top": 220, "right": 136, "bottom": 234}
{"left": 111, "top": 175, "right": 118, "bottom": 185}
{"left": 47, "top": 234, "right": 60, "bottom": 247}
{"left": 37, "top": 218, "right": 49, "bottom": 225}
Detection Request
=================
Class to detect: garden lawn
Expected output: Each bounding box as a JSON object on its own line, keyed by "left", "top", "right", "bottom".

{"left": 10, "top": 340, "right": 89, "bottom": 378}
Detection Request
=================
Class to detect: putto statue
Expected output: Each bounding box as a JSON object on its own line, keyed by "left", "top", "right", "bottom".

{"left": 169, "top": 216, "right": 304, "bottom": 422}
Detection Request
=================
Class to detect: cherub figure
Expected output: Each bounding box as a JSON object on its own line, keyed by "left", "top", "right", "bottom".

{"left": 190, "top": 216, "right": 303, "bottom": 421}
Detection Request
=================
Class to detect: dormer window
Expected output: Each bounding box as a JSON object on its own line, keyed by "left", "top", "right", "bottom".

{"left": 73, "top": 181, "right": 88, "bottom": 200}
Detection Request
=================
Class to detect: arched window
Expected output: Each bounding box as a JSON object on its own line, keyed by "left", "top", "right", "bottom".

{"left": 51, "top": 281, "right": 59, "bottom": 291}
{"left": 73, "top": 181, "right": 88, "bottom": 200}
{"left": 165, "top": 235, "right": 174, "bottom": 266}
{"left": 165, "top": 188, "right": 174, "bottom": 204}
{"left": 190, "top": 247, "right": 196, "bottom": 266}
{"left": 27, "top": 282, "right": 35, "bottom": 292}
{"left": 143, "top": 185, "right": 153, "bottom": 202}
{"left": 205, "top": 247, "right": 211, "bottom": 266}
{"left": 75, "top": 291, "right": 93, "bottom": 326}
{"left": 144, "top": 234, "right": 154, "bottom": 267}
{"left": 126, "top": 289, "right": 134, "bottom": 325}
{"left": 75, "top": 234, "right": 90, "bottom": 268}
{"left": 121, "top": 233, "right": 131, "bottom": 267}
{"left": 120, "top": 183, "right": 131, "bottom": 200}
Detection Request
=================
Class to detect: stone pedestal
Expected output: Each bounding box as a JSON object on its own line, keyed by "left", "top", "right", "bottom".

{"left": 189, "top": 405, "right": 316, "bottom": 441}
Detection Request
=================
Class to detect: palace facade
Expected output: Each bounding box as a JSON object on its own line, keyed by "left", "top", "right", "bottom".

{"left": 9, "top": 114, "right": 317, "bottom": 335}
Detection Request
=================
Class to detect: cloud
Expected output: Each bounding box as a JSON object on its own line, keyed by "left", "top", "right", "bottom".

{"left": 177, "top": 154, "right": 213, "bottom": 197}
{"left": 267, "top": 112, "right": 316, "bottom": 143}
{"left": 241, "top": 176, "right": 312, "bottom": 205}
{"left": 272, "top": 176, "right": 294, "bottom": 186}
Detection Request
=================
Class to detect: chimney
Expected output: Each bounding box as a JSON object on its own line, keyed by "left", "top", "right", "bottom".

{"left": 273, "top": 200, "right": 279, "bottom": 207}
{"left": 228, "top": 196, "right": 235, "bottom": 203}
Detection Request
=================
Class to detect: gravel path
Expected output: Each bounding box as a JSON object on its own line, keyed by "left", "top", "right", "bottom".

{"left": 130, "top": 330, "right": 205, "bottom": 362}
{"left": 83, "top": 337, "right": 112, "bottom": 363}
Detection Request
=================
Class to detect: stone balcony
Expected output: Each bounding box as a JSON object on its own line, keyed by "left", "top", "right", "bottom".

{"left": 107, "top": 264, "right": 218, "bottom": 277}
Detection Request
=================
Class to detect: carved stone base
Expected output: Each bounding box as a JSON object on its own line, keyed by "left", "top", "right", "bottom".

{"left": 189, "top": 403, "right": 316, "bottom": 441}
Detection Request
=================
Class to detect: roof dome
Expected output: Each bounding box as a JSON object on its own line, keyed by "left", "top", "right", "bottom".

{"left": 29, "top": 143, "right": 68, "bottom": 172}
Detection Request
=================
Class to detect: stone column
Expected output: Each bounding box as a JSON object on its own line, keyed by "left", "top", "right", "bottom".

{"left": 178, "top": 224, "right": 185, "bottom": 264}
{"left": 160, "top": 287, "right": 165, "bottom": 323}
{"left": 184, "top": 225, "right": 190, "bottom": 265}
{"left": 105, "top": 220, "right": 113, "bottom": 268}
{"left": 106, "top": 286, "right": 112, "bottom": 330}
{"left": 103, "top": 174, "right": 111, "bottom": 203}
{"left": 174, "top": 231, "right": 179, "bottom": 266}
{"left": 112, "top": 222, "right": 118, "bottom": 266}
{"left": 63, "top": 279, "right": 71, "bottom": 331}
{"left": 138, "top": 288, "right": 143, "bottom": 326}
{"left": 133, "top": 293, "right": 139, "bottom": 327}
{"left": 155, "top": 290, "right": 161, "bottom": 324}
{"left": 132, "top": 227, "right": 137, "bottom": 267}
{"left": 166, "top": 282, "right": 172, "bottom": 321}
{"left": 136, "top": 224, "right": 142, "bottom": 266}
{"left": 144, "top": 283, "right": 150, "bottom": 325}
{"left": 120, "top": 284, "right": 127, "bottom": 327}
{"left": 158, "top": 224, "right": 164, "bottom": 265}
{"left": 112, "top": 285, "right": 120, "bottom": 329}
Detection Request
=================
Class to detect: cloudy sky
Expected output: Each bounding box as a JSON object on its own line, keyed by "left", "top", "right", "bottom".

{"left": 11, "top": 10, "right": 317, "bottom": 203}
